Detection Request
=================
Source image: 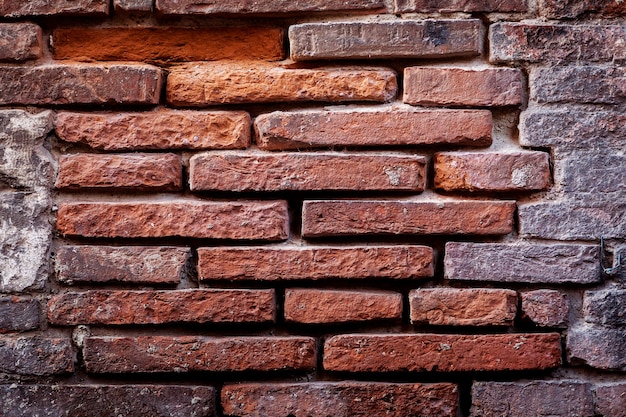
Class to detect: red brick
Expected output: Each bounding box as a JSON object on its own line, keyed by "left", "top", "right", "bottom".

{"left": 0, "top": 298, "right": 40, "bottom": 333}
{"left": 114, "top": 0, "right": 153, "bottom": 12}
{"left": 84, "top": 336, "right": 316, "bottom": 373}
{"left": 284, "top": 289, "right": 402, "bottom": 324}
{"left": 595, "top": 383, "right": 626, "bottom": 417}
{"left": 56, "top": 201, "right": 288, "bottom": 240}
{"left": 0, "top": 64, "right": 162, "bottom": 105}
{"left": 55, "top": 110, "right": 250, "bottom": 151}
{"left": 521, "top": 290, "right": 569, "bottom": 328}
{"left": 48, "top": 289, "right": 275, "bottom": 325}
{"left": 324, "top": 333, "right": 562, "bottom": 372}
{"left": 434, "top": 151, "right": 551, "bottom": 192}
{"left": 55, "top": 246, "right": 189, "bottom": 285}
{"left": 0, "top": 23, "right": 41, "bottom": 61}
{"left": 254, "top": 107, "right": 492, "bottom": 150}
{"left": 197, "top": 246, "right": 434, "bottom": 281}
{"left": 404, "top": 67, "right": 523, "bottom": 107}
{"left": 166, "top": 62, "right": 397, "bottom": 106}
{"left": 221, "top": 382, "right": 458, "bottom": 417}
{"left": 156, "top": 0, "right": 386, "bottom": 15}
{"left": 394, "top": 0, "right": 526, "bottom": 12}
{"left": 53, "top": 27, "right": 284, "bottom": 62}
{"left": 0, "top": 337, "right": 74, "bottom": 375}
{"left": 0, "top": 0, "right": 109, "bottom": 17}
{"left": 539, "top": 0, "right": 625, "bottom": 18}
{"left": 189, "top": 153, "right": 426, "bottom": 192}
{"left": 410, "top": 288, "right": 517, "bottom": 326}
{"left": 302, "top": 200, "right": 515, "bottom": 237}
{"left": 290, "top": 20, "right": 481, "bottom": 60}
{"left": 55, "top": 153, "right": 182, "bottom": 191}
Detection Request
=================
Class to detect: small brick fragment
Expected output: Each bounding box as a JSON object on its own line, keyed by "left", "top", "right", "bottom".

{"left": 0, "top": 299, "right": 40, "bottom": 333}
{"left": 521, "top": 290, "right": 569, "bottom": 328}
{"left": 190, "top": 153, "right": 426, "bottom": 192}
{"left": 84, "top": 336, "right": 316, "bottom": 373}
{"left": 531, "top": 66, "right": 626, "bottom": 104}
{"left": 0, "top": 23, "right": 41, "bottom": 61}
{"left": 567, "top": 325, "right": 626, "bottom": 370}
{"left": 539, "top": 0, "right": 626, "bottom": 18}
{"left": 583, "top": 289, "right": 626, "bottom": 327}
{"left": 395, "top": 0, "right": 527, "bottom": 12}
{"left": 0, "top": 337, "right": 74, "bottom": 375}
{"left": 114, "top": 0, "right": 153, "bottom": 12}
{"left": 221, "top": 382, "right": 458, "bottom": 417}
{"left": 284, "top": 289, "right": 402, "bottom": 324}
{"left": 156, "top": 0, "right": 386, "bottom": 15}
{"left": 324, "top": 333, "right": 562, "bottom": 372}
{"left": 404, "top": 67, "right": 523, "bottom": 107}
{"left": 166, "top": 62, "right": 397, "bottom": 106}
{"left": 302, "top": 200, "right": 515, "bottom": 237}
{"left": 409, "top": 288, "right": 517, "bottom": 326}
{"left": 0, "top": 0, "right": 109, "bottom": 17}
{"left": 55, "top": 153, "right": 182, "bottom": 190}
{"left": 595, "top": 383, "right": 626, "bottom": 417}
{"left": 197, "top": 246, "right": 434, "bottom": 281}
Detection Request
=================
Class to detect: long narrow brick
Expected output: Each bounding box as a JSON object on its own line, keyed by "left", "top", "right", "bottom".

{"left": 531, "top": 66, "right": 626, "bottom": 104}
{"left": 445, "top": 242, "right": 601, "bottom": 284}
{"left": 395, "top": 0, "right": 527, "bottom": 12}
{"left": 55, "top": 153, "right": 182, "bottom": 190}
{"left": 284, "top": 289, "right": 403, "bottom": 324}
{"left": 53, "top": 27, "right": 284, "bottom": 62}
{"left": 84, "top": 336, "right": 316, "bottom": 373}
{"left": 57, "top": 201, "right": 288, "bottom": 240}
{"left": 434, "top": 151, "right": 551, "bottom": 192}
{"left": 0, "top": 0, "right": 109, "bottom": 17}
{"left": 409, "top": 288, "right": 517, "bottom": 326}
{"left": 302, "top": 200, "right": 515, "bottom": 237}
{"left": 115, "top": 0, "right": 153, "bottom": 12}
{"left": 0, "top": 337, "right": 74, "bottom": 375}
{"left": 55, "top": 246, "right": 189, "bottom": 285}
{"left": 0, "top": 64, "right": 162, "bottom": 105}
{"left": 197, "top": 246, "right": 434, "bottom": 281}
{"left": 290, "top": 20, "right": 481, "bottom": 60}
{"left": 48, "top": 289, "right": 275, "bottom": 325}
{"left": 156, "top": 0, "right": 386, "bottom": 15}
{"left": 189, "top": 153, "right": 426, "bottom": 192}
{"left": 324, "top": 333, "right": 562, "bottom": 372}
{"left": 221, "top": 382, "right": 458, "bottom": 417}
{"left": 166, "top": 62, "right": 396, "bottom": 106}
{"left": 0, "top": 299, "right": 40, "bottom": 333}
{"left": 539, "top": 0, "right": 626, "bottom": 18}
{"left": 56, "top": 110, "right": 251, "bottom": 151}
{"left": 404, "top": 67, "right": 523, "bottom": 107}
{"left": 254, "top": 108, "right": 492, "bottom": 150}
{"left": 0, "top": 23, "right": 41, "bottom": 61}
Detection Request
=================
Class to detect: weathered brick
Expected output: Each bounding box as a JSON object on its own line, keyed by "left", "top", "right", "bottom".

{"left": 490, "top": 23, "right": 626, "bottom": 63}
{"left": 56, "top": 201, "right": 288, "bottom": 240}
{"left": 595, "top": 383, "right": 626, "bottom": 417}
{"left": 409, "top": 288, "right": 517, "bottom": 326}
{"left": 583, "top": 289, "right": 626, "bottom": 327}
{"left": 55, "top": 246, "right": 189, "bottom": 285}
{"left": 567, "top": 325, "right": 626, "bottom": 370}
{"left": 434, "top": 151, "right": 550, "bottom": 192}
{"left": 404, "top": 67, "right": 523, "bottom": 107}
{"left": 114, "top": 0, "right": 153, "bottom": 12}
{"left": 48, "top": 289, "right": 275, "bottom": 325}
{"left": 0, "top": 299, "right": 40, "bottom": 333}
{"left": 0, "top": 337, "right": 73, "bottom": 375}
{"left": 471, "top": 381, "right": 594, "bottom": 417}
{"left": 555, "top": 150, "right": 625, "bottom": 193}
{"left": 284, "top": 289, "right": 403, "bottom": 324}
{"left": 53, "top": 27, "right": 284, "bottom": 62}
{"left": 84, "top": 336, "right": 316, "bottom": 373}
{"left": 539, "top": 0, "right": 626, "bottom": 18}
{"left": 254, "top": 107, "right": 492, "bottom": 150}
{"left": 394, "top": 0, "right": 527, "bottom": 12}
{"left": 302, "top": 200, "right": 515, "bottom": 237}
{"left": 190, "top": 153, "right": 426, "bottom": 192}
{"left": 0, "top": 385, "right": 215, "bottom": 417}
{"left": 166, "top": 63, "right": 396, "bottom": 106}
{"left": 0, "top": 64, "right": 162, "bottom": 105}
{"left": 156, "top": 0, "right": 386, "bottom": 15}
{"left": 197, "top": 246, "right": 434, "bottom": 281}
{"left": 56, "top": 110, "right": 250, "bottom": 151}
{"left": 445, "top": 242, "right": 601, "bottom": 284}
{"left": 290, "top": 20, "right": 481, "bottom": 60}
{"left": 0, "top": 23, "right": 41, "bottom": 61}
{"left": 221, "top": 382, "right": 458, "bottom": 417}
{"left": 521, "top": 290, "right": 569, "bottom": 328}
{"left": 0, "top": 0, "right": 109, "bottom": 16}
{"left": 324, "top": 333, "right": 561, "bottom": 372}
{"left": 531, "top": 66, "right": 626, "bottom": 104}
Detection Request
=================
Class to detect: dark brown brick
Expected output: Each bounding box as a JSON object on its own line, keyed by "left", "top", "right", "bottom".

{"left": 531, "top": 66, "right": 626, "bottom": 104}
{"left": 395, "top": 0, "right": 526, "bottom": 12}
{"left": 521, "top": 290, "right": 569, "bottom": 328}
{"left": 0, "top": 23, "right": 41, "bottom": 61}
{"left": 0, "top": 0, "right": 109, "bottom": 17}
{"left": 156, "top": 0, "right": 386, "bottom": 15}
{"left": 0, "top": 298, "right": 40, "bottom": 333}
{"left": 595, "top": 383, "right": 626, "bottom": 417}
{"left": 539, "top": 0, "right": 626, "bottom": 18}
{"left": 0, "top": 337, "right": 74, "bottom": 375}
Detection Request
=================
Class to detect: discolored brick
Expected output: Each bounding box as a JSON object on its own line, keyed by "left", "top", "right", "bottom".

{"left": 0, "top": 23, "right": 41, "bottom": 61}
{"left": 0, "top": 299, "right": 40, "bottom": 333}
{"left": 555, "top": 150, "right": 625, "bottom": 193}
{"left": 394, "top": 0, "right": 527, "bottom": 12}
{"left": 583, "top": 289, "right": 626, "bottom": 327}
{"left": 521, "top": 290, "right": 569, "bottom": 328}
{"left": 567, "top": 325, "right": 626, "bottom": 370}
{"left": 114, "top": 0, "right": 153, "bottom": 12}
{"left": 0, "top": 337, "right": 74, "bottom": 375}
{"left": 595, "top": 383, "right": 626, "bottom": 417}
{"left": 539, "top": 0, "right": 626, "bottom": 18}
{"left": 0, "top": 0, "right": 109, "bottom": 17}
{"left": 531, "top": 66, "right": 626, "bottom": 104}
{"left": 156, "top": 0, "right": 386, "bottom": 15}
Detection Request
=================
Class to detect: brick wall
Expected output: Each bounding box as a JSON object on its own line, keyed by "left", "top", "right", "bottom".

{"left": 0, "top": 1, "right": 625, "bottom": 416}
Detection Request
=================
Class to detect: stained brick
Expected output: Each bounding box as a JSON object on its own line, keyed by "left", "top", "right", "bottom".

{"left": 538, "top": 0, "right": 626, "bottom": 18}
{"left": 567, "top": 326, "right": 626, "bottom": 370}
{"left": 0, "top": 299, "right": 40, "bottom": 333}
{"left": 156, "top": 0, "right": 386, "bottom": 15}
{"left": 0, "top": 0, "right": 109, "bottom": 16}
{"left": 114, "top": 0, "right": 153, "bottom": 12}
{"left": 0, "top": 23, "right": 41, "bottom": 61}
{"left": 395, "top": 0, "right": 527, "bottom": 12}
{"left": 583, "top": 289, "right": 626, "bottom": 327}
{"left": 521, "top": 290, "right": 569, "bottom": 328}
{"left": 595, "top": 383, "right": 626, "bottom": 417}
{"left": 555, "top": 150, "right": 625, "bottom": 193}
{"left": 531, "top": 66, "right": 626, "bottom": 104}
{"left": 0, "top": 337, "right": 74, "bottom": 375}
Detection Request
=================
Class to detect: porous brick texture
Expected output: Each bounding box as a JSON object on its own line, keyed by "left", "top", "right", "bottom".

{"left": 1, "top": 2, "right": 624, "bottom": 416}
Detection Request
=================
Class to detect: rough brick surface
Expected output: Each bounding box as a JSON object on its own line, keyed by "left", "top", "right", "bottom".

{"left": 0, "top": 23, "right": 41, "bottom": 61}
{"left": 583, "top": 289, "right": 626, "bottom": 327}
{"left": 539, "top": 0, "right": 626, "bottom": 18}
{"left": 567, "top": 326, "right": 626, "bottom": 370}
{"left": 255, "top": 107, "right": 492, "bottom": 150}
{"left": 595, "top": 383, "right": 626, "bottom": 417}
{"left": 0, "top": 337, "right": 74, "bottom": 375}
{"left": 531, "top": 66, "right": 626, "bottom": 104}
{"left": 198, "top": 246, "right": 434, "bottom": 281}
{"left": 56, "top": 110, "right": 251, "bottom": 151}
{"left": 84, "top": 336, "right": 316, "bottom": 373}
{"left": 409, "top": 288, "right": 517, "bottom": 326}
{"left": 114, "top": 0, "right": 153, "bottom": 12}
{"left": 167, "top": 63, "right": 397, "bottom": 106}
{"left": 290, "top": 20, "right": 481, "bottom": 60}
{"left": 404, "top": 67, "right": 523, "bottom": 107}
{"left": 395, "top": 0, "right": 527, "bottom": 12}
{"left": 324, "top": 333, "right": 562, "bottom": 372}
{"left": 302, "top": 200, "right": 515, "bottom": 237}
{"left": 221, "top": 382, "right": 458, "bottom": 417}
{"left": 56, "top": 201, "right": 288, "bottom": 240}
{"left": 0, "top": 0, "right": 109, "bottom": 16}
{"left": 555, "top": 151, "right": 625, "bottom": 193}
{"left": 156, "top": 0, "right": 386, "bottom": 14}
{"left": 521, "top": 290, "right": 569, "bottom": 328}
{"left": 445, "top": 242, "right": 601, "bottom": 284}
{"left": 284, "top": 289, "right": 402, "bottom": 324}
{"left": 0, "top": 299, "right": 40, "bottom": 333}
{"left": 190, "top": 153, "right": 426, "bottom": 192}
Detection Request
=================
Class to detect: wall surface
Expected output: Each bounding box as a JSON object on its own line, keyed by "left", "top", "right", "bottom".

{"left": 0, "top": 0, "right": 625, "bottom": 416}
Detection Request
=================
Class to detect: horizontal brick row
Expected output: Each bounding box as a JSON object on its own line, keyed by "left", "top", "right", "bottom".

{"left": 0, "top": 23, "right": 41, "bottom": 61}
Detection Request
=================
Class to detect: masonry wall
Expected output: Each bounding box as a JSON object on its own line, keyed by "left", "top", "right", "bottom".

{"left": 0, "top": 0, "right": 625, "bottom": 416}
